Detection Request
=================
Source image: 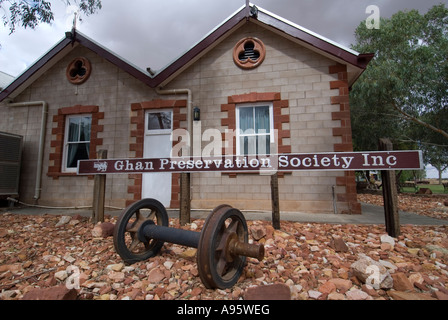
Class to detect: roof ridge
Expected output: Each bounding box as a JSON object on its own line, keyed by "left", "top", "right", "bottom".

{"left": 254, "top": 5, "right": 361, "bottom": 56}
{"left": 1, "top": 3, "right": 373, "bottom": 102}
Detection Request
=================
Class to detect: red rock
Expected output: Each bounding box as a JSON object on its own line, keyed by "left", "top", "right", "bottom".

{"left": 434, "top": 291, "right": 448, "bottom": 300}
{"left": 417, "top": 188, "right": 432, "bottom": 194}
{"left": 0, "top": 228, "right": 8, "bottom": 238}
{"left": 153, "top": 287, "right": 166, "bottom": 298}
{"left": 329, "top": 278, "right": 352, "bottom": 293}
{"left": 391, "top": 273, "right": 414, "bottom": 292}
{"left": 389, "top": 291, "right": 436, "bottom": 300}
{"left": 307, "top": 290, "right": 322, "bottom": 300}
{"left": 328, "top": 292, "right": 345, "bottom": 300}
{"left": 191, "top": 287, "right": 202, "bottom": 297}
{"left": 250, "top": 225, "right": 266, "bottom": 240}
{"left": 0, "top": 263, "right": 22, "bottom": 274}
{"left": 244, "top": 284, "right": 291, "bottom": 300}
{"left": 318, "top": 281, "right": 336, "bottom": 294}
{"left": 92, "top": 222, "right": 115, "bottom": 238}
{"left": 414, "top": 282, "right": 429, "bottom": 291}
{"left": 330, "top": 235, "right": 349, "bottom": 253}
{"left": 22, "top": 285, "right": 78, "bottom": 300}
{"left": 346, "top": 289, "right": 371, "bottom": 300}
{"left": 380, "top": 243, "right": 393, "bottom": 251}
{"left": 301, "top": 231, "right": 316, "bottom": 240}
{"left": 2, "top": 194, "right": 448, "bottom": 301}
{"left": 147, "top": 268, "right": 166, "bottom": 283}
{"left": 433, "top": 284, "right": 448, "bottom": 295}
{"left": 361, "top": 284, "right": 380, "bottom": 297}
{"left": 408, "top": 272, "right": 424, "bottom": 286}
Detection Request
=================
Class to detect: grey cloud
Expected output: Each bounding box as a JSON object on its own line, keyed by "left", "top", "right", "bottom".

{"left": 1, "top": 0, "right": 447, "bottom": 76}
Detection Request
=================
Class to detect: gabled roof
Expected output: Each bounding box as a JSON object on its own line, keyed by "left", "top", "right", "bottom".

{"left": 0, "top": 31, "right": 156, "bottom": 102}
{"left": 152, "top": 3, "right": 373, "bottom": 87}
{"left": 0, "top": 2, "right": 373, "bottom": 102}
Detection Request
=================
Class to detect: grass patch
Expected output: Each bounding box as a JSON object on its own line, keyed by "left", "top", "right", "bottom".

{"left": 401, "top": 184, "right": 447, "bottom": 194}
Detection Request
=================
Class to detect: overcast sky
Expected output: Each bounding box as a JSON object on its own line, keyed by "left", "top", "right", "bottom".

{"left": 1, "top": 0, "right": 447, "bottom": 78}
{"left": 1, "top": 0, "right": 447, "bottom": 178}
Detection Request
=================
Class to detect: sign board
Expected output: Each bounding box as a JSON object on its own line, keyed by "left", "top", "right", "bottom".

{"left": 77, "top": 150, "right": 423, "bottom": 175}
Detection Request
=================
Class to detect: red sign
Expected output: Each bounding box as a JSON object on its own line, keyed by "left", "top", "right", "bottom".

{"left": 77, "top": 151, "right": 423, "bottom": 175}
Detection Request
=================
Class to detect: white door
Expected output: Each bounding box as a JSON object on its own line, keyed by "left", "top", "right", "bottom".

{"left": 142, "top": 110, "right": 172, "bottom": 207}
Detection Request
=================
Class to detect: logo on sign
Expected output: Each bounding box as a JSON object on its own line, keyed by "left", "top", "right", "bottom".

{"left": 94, "top": 161, "right": 108, "bottom": 172}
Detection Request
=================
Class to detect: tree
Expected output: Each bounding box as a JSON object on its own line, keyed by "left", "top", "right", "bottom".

{"left": 423, "top": 144, "right": 448, "bottom": 183}
{"left": 350, "top": 4, "right": 448, "bottom": 180}
{"left": 350, "top": 4, "right": 448, "bottom": 151}
{"left": 1, "top": 0, "right": 102, "bottom": 34}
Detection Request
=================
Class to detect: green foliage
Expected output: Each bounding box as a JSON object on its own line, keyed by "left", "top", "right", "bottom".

{"left": 350, "top": 4, "right": 448, "bottom": 151}
{"left": 1, "top": 0, "right": 102, "bottom": 34}
{"left": 350, "top": 4, "right": 448, "bottom": 178}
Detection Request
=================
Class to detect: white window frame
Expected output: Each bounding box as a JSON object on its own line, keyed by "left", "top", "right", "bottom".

{"left": 235, "top": 102, "right": 274, "bottom": 156}
{"left": 62, "top": 114, "right": 92, "bottom": 173}
{"left": 145, "top": 109, "right": 173, "bottom": 136}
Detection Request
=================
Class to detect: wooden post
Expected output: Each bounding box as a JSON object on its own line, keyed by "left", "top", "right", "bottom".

{"left": 179, "top": 172, "right": 191, "bottom": 225}
{"left": 270, "top": 172, "right": 281, "bottom": 229}
{"left": 379, "top": 139, "right": 400, "bottom": 237}
{"left": 92, "top": 149, "right": 107, "bottom": 223}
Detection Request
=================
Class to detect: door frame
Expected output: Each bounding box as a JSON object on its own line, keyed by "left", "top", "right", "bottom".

{"left": 141, "top": 109, "right": 173, "bottom": 206}
{"left": 127, "top": 99, "right": 187, "bottom": 208}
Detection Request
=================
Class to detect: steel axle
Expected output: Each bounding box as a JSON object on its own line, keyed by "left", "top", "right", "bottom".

{"left": 113, "top": 198, "right": 265, "bottom": 289}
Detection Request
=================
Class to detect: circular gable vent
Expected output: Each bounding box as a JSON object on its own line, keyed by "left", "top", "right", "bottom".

{"left": 66, "top": 57, "right": 91, "bottom": 85}
{"left": 233, "top": 37, "right": 266, "bottom": 69}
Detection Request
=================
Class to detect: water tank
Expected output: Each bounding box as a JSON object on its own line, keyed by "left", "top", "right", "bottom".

{"left": 0, "top": 131, "right": 23, "bottom": 197}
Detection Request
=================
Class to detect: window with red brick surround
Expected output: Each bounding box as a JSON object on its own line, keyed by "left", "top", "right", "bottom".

{"left": 221, "top": 92, "right": 291, "bottom": 176}
{"left": 128, "top": 99, "right": 187, "bottom": 207}
{"left": 48, "top": 105, "right": 104, "bottom": 179}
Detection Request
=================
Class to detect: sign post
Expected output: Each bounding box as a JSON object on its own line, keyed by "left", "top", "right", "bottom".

{"left": 92, "top": 149, "right": 107, "bottom": 223}
{"left": 379, "top": 139, "right": 400, "bottom": 237}
{"left": 270, "top": 172, "right": 280, "bottom": 229}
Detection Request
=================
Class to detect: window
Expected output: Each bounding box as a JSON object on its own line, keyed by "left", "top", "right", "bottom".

{"left": 147, "top": 111, "right": 172, "bottom": 132}
{"left": 233, "top": 37, "right": 266, "bottom": 69}
{"left": 66, "top": 57, "right": 92, "bottom": 85}
{"left": 62, "top": 114, "right": 92, "bottom": 172}
{"left": 236, "top": 103, "right": 273, "bottom": 155}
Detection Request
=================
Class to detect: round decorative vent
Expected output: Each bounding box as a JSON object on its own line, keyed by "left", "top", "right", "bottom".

{"left": 233, "top": 37, "right": 266, "bottom": 69}
{"left": 66, "top": 57, "right": 91, "bottom": 85}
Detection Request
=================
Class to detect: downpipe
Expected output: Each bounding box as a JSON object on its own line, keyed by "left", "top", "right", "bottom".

{"left": 155, "top": 87, "right": 193, "bottom": 152}
{"left": 6, "top": 101, "right": 48, "bottom": 202}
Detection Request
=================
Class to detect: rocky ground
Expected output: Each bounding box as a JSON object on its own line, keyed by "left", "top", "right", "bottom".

{"left": 358, "top": 193, "right": 448, "bottom": 221}
{"left": 0, "top": 193, "right": 447, "bottom": 300}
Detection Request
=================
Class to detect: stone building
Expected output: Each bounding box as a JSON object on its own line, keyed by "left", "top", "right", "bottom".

{"left": 0, "top": 3, "right": 373, "bottom": 214}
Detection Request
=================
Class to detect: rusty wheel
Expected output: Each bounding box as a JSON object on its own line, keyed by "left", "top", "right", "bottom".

{"left": 197, "top": 205, "right": 249, "bottom": 289}
{"left": 113, "top": 198, "right": 168, "bottom": 264}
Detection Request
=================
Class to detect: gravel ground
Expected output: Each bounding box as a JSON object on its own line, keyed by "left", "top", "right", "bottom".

{"left": 0, "top": 194, "right": 447, "bottom": 300}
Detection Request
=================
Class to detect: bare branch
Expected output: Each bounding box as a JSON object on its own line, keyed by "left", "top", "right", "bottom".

{"left": 391, "top": 101, "right": 448, "bottom": 140}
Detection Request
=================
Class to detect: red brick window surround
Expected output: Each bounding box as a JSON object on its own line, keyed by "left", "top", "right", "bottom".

{"left": 221, "top": 92, "right": 291, "bottom": 176}
{"left": 128, "top": 99, "right": 187, "bottom": 207}
{"left": 329, "top": 63, "right": 361, "bottom": 214}
{"left": 48, "top": 105, "right": 104, "bottom": 179}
